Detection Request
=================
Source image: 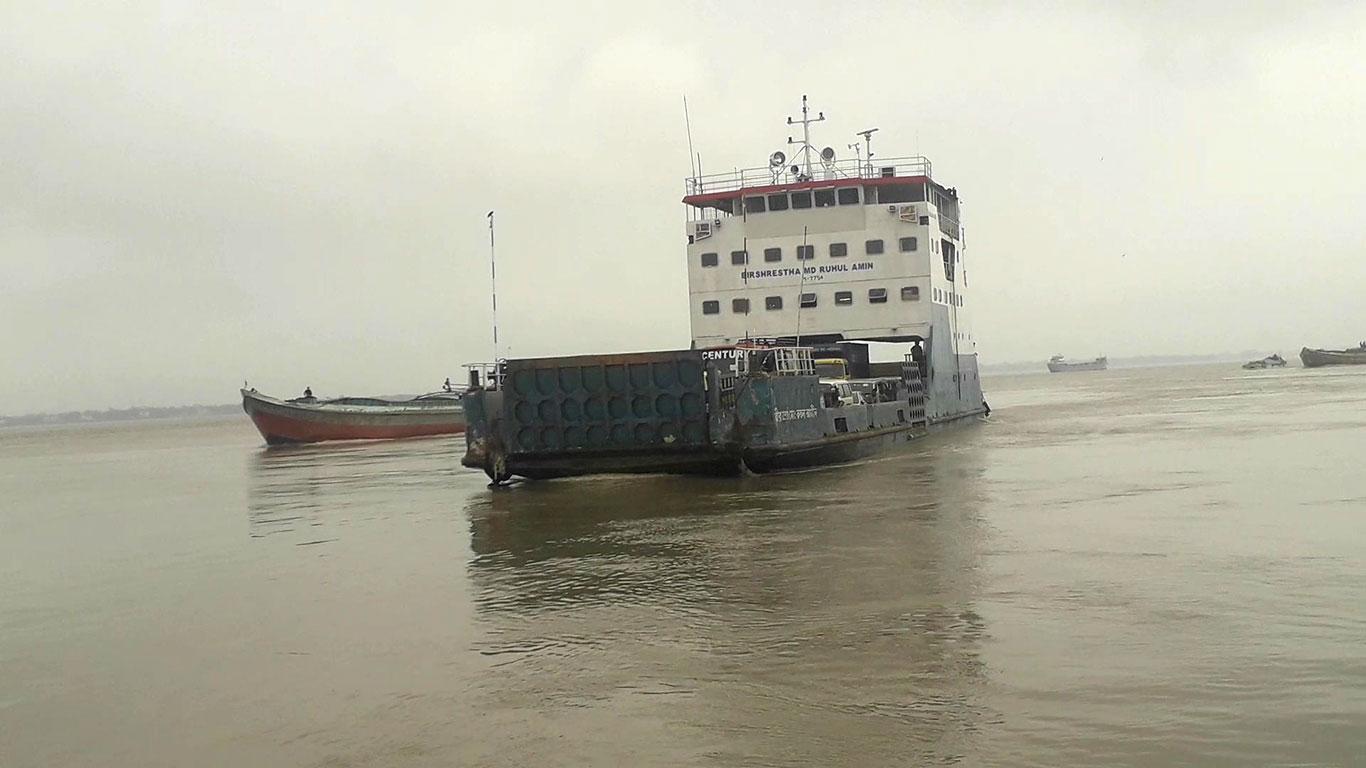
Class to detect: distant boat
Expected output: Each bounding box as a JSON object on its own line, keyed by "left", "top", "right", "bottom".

{"left": 1047, "top": 354, "right": 1107, "bottom": 373}
{"left": 1242, "top": 353, "right": 1287, "bottom": 370}
{"left": 241, "top": 388, "right": 465, "bottom": 445}
{"left": 1300, "top": 343, "right": 1366, "bottom": 368}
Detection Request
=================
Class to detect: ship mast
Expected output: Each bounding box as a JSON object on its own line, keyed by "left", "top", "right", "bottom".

{"left": 786, "top": 95, "right": 825, "bottom": 179}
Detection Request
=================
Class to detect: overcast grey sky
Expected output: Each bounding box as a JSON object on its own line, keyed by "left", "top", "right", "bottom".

{"left": 3, "top": 1, "right": 1364, "bottom": 413}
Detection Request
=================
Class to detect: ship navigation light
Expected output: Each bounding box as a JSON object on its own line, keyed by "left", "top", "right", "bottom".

{"left": 769, "top": 150, "right": 788, "bottom": 182}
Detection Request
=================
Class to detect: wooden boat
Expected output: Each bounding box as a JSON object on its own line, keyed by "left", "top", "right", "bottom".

{"left": 241, "top": 388, "right": 464, "bottom": 445}
{"left": 1242, "top": 353, "right": 1287, "bottom": 370}
{"left": 1299, "top": 343, "right": 1366, "bottom": 368}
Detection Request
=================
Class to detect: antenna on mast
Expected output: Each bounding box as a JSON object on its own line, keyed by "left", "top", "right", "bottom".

{"left": 785, "top": 95, "right": 825, "bottom": 180}
{"left": 856, "top": 128, "right": 878, "bottom": 176}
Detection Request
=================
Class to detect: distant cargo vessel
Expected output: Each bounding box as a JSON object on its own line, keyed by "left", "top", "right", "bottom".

{"left": 242, "top": 387, "right": 464, "bottom": 445}
{"left": 1047, "top": 354, "right": 1107, "bottom": 373}
{"left": 462, "top": 98, "right": 986, "bottom": 483}
{"left": 1300, "top": 343, "right": 1366, "bottom": 368}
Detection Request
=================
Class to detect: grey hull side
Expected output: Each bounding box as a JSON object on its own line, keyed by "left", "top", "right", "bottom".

{"left": 1300, "top": 347, "right": 1366, "bottom": 368}
{"left": 742, "top": 410, "right": 981, "bottom": 474}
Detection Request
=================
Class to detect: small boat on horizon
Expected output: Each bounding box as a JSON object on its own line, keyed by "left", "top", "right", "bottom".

{"left": 241, "top": 385, "right": 465, "bottom": 445}
{"left": 1242, "top": 353, "right": 1287, "bottom": 370}
{"left": 1047, "top": 354, "right": 1107, "bottom": 373}
{"left": 1300, "top": 343, "right": 1366, "bottom": 369}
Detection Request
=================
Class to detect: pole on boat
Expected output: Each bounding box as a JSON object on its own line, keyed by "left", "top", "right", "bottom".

{"left": 487, "top": 210, "right": 498, "bottom": 385}
{"left": 794, "top": 225, "right": 808, "bottom": 347}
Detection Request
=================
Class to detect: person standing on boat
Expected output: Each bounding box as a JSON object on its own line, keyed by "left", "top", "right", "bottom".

{"left": 302, "top": 386, "right": 314, "bottom": 401}
{"left": 911, "top": 340, "right": 927, "bottom": 380}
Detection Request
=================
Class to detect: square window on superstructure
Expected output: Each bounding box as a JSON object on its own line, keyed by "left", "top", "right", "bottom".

{"left": 701, "top": 252, "right": 718, "bottom": 267}
{"left": 764, "top": 247, "right": 782, "bottom": 262}
{"left": 767, "top": 194, "right": 789, "bottom": 211}
{"left": 868, "top": 288, "right": 888, "bottom": 304}
{"left": 744, "top": 196, "right": 766, "bottom": 214}
{"left": 836, "top": 187, "right": 860, "bottom": 205}
{"left": 899, "top": 236, "right": 918, "bottom": 252}
{"left": 901, "top": 286, "right": 920, "bottom": 301}
{"left": 835, "top": 291, "right": 853, "bottom": 306}
{"left": 731, "top": 250, "right": 748, "bottom": 265}
{"left": 796, "top": 244, "right": 815, "bottom": 260}
{"left": 814, "top": 189, "right": 836, "bottom": 207}
{"left": 865, "top": 239, "right": 884, "bottom": 255}
{"left": 732, "top": 298, "right": 750, "bottom": 314}
{"left": 791, "top": 191, "right": 813, "bottom": 209}
{"left": 829, "top": 242, "right": 847, "bottom": 258}
{"left": 877, "top": 184, "right": 926, "bottom": 204}
{"left": 800, "top": 292, "right": 817, "bottom": 308}
{"left": 702, "top": 300, "right": 720, "bottom": 314}
{"left": 919, "top": 215, "right": 930, "bottom": 225}
{"left": 765, "top": 296, "right": 783, "bottom": 310}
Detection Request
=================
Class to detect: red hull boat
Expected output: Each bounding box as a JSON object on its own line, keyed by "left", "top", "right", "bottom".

{"left": 241, "top": 388, "right": 465, "bottom": 445}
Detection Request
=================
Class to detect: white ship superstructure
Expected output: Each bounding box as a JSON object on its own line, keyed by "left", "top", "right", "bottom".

{"left": 683, "top": 99, "right": 974, "bottom": 359}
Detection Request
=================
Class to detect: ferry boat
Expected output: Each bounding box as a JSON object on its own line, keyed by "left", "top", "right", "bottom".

{"left": 461, "top": 98, "right": 986, "bottom": 483}
{"left": 1047, "top": 354, "right": 1107, "bottom": 373}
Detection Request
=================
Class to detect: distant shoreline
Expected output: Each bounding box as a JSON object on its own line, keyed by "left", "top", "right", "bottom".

{"left": 2, "top": 353, "right": 1285, "bottom": 426}
{"left": 0, "top": 404, "right": 241, "bottom": 429}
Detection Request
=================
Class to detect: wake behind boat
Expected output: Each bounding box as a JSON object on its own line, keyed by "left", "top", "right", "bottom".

{"left": 241, "top": 386, "right": 464, "bottom": 445}
{"left": 1300, "top": 343, "right": 1366, "bottom": 368}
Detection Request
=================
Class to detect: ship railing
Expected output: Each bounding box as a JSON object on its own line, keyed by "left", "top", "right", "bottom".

{"left": 685, "top": 155, "right": 933, "bottom": 197}
{"left": 463, "top": 362, "right": 506, "bottom": 391}
{"left": 737, "top": 346, "right": 816, "bottom": 377}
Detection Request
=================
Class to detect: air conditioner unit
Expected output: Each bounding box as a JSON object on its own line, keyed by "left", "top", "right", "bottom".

{"left": 887, "top": 205, "right": 897, "bottom": 213}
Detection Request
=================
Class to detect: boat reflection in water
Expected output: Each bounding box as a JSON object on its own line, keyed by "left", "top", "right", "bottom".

{"left": 463, "top": 430, "right": 994, "bottom": 765}
{"left": 246, "top": 436, "right": 469, "bottom": 538}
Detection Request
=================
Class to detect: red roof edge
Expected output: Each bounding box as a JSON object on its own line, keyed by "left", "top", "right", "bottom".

{"left": 682, "top": 175, "right": 933, "bottom": 206}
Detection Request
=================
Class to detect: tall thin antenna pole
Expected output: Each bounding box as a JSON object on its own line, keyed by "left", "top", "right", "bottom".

{"left": 794, "top": 226, "right": 809, "bottom": 346}
{"left": 487, "top": 211, "right": 498, "bottom": 370}
{"left": 683, "top": 95, "right": 698, "bottom": 181}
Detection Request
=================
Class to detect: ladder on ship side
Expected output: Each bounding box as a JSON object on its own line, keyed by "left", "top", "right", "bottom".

{"left": 902, "top": 360, "right": 928, "bottom": 426}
